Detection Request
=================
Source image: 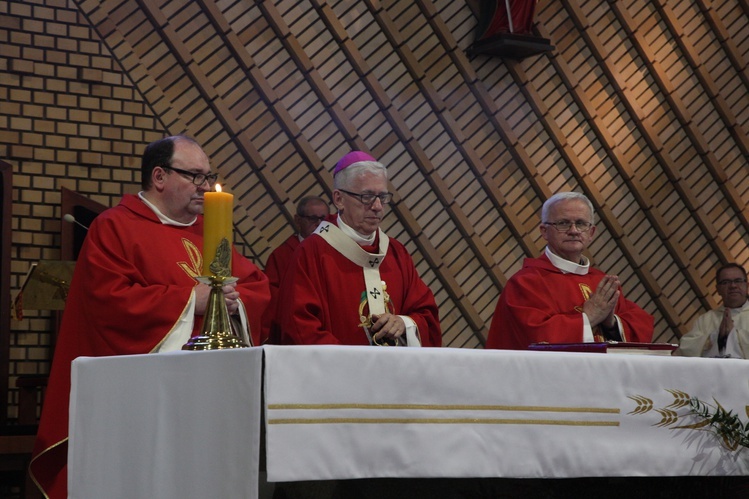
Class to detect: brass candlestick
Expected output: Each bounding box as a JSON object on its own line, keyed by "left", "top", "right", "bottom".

{"left": 182, "top": 238, "right": 249, "bottom": 350}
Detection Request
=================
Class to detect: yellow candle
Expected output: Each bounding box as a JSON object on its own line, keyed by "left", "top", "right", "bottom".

{"left": 203, "top": 184, "right": 233, "bottom": 275}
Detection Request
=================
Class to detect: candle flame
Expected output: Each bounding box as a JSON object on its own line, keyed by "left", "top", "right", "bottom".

{"left": 215, "top": 184, "right": 222, "bottom": 193}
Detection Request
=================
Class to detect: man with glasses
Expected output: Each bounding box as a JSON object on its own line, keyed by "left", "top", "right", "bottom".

{"left": 262, "top": 196, "right": 330, "bottom": 343}
{"left": 277, "top": 151, "right": 441, "bottom": 347}
{"left": 30, "top": 135, "right": 271, "bottom": 499}
{"left": 676, "top": 263, "right": 749, "bottom": 358}
{"left": 486, "top": 192, "right": 653, "bottom": 349}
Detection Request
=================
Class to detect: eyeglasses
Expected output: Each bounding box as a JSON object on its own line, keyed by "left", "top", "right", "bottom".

{"left": 339, "top": 189, "right": 392, "bottom": 205}
{"left": 717, "top": 278, "right": 747, "bottom": 286}
{"left": 162, "top": 166, "right": 219, "bottom": 187}
{"left": 299, "top": 215, "right": 327, "bottom": 224}
{"left": 544, "top": 220, "right": 593, "bottom": 232}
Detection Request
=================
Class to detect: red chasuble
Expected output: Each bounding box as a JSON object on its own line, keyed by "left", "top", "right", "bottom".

{"left": 486, "top": 254, "right": 653, "bottom": 350}
{"left": 277, "top": 223, "right": 442, "bottom": 347}
{"left": 30, "top": 194, "right": 270, "bottom": 499}
{"left": 261, "top": 234, "right": 300, "bottom": 343}
{"left": 265, "top": 234, "right": 300, "bottom": 293}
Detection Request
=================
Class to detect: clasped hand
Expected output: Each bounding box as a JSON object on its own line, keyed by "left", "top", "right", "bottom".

{"left": 583, "top": 275, "right": 620, "bottom": 328}
{"left": 370, "top": 313, "right": 406, "bottom": 343}
{"left": 195, "top": 282, "right": 240, "bottom": 315}
{"left": 719, "top": 308, "right": 733, "bottom": 339}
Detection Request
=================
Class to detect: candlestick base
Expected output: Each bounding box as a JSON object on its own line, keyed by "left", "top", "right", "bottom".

{"left": 182, "top": 275, "right": 250, "bottom": 350}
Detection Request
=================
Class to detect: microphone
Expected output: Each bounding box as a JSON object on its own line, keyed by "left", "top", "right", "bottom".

{"left": 63, "top": 213, "right": 89, "bottom": 231}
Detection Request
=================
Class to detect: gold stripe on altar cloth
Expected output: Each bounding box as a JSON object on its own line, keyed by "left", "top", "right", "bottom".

{"left": 268, "top": 418, "right": 620, "bottom": 427}
{"left": 267, "top": 403, "right": 620, "bottom": 414}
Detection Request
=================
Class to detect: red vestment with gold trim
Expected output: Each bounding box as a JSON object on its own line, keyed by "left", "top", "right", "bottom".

{"left": 277, "top": 222, "right": 441, "bottom": 347}
{"left": 486, "top": 254, "right": 653, "bottom": 349}
{"left": 30, "top": 194, "right": 270, "bottom": 498}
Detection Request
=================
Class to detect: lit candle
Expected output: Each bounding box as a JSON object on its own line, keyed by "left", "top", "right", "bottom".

{"left": 202, "top": 184, "right": 233, "bottom": 275}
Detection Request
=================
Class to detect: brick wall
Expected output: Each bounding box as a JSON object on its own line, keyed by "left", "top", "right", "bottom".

{"left": 0, "top": 0, "right": 163, "bottom": 419}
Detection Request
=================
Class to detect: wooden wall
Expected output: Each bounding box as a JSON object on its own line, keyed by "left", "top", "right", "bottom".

{"left": 1, "top": 0, "right": 748, "bottom": 417}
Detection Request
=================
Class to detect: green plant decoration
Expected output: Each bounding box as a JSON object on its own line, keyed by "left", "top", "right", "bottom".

{"left": 687, "top": 397, "right": 749, "bottom": 451}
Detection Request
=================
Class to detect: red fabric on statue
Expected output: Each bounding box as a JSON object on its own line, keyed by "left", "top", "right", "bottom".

{"left": 486, "top": 254, "right": 653, "bottom": 350}
{"left": 479, "top": 0, "right": 538, "bottom": 37}
{"left": 278, "top": 221, "right": 441, "bottom": 347}
{"left": 29, "top": 194, "right": 270, "bottom": 499}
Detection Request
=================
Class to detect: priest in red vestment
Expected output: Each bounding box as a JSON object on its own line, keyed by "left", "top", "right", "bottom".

{"left": 29, "top": 135, "right": 270, "bottom": 499}
{"left": 486, "top": 192, "right": 653, "bottom": 350}
{"left": 277, "top": 151, "right": 442, "bottom": 347}
{"left": 262, "top": 196, "right": 330, "bottom": 343}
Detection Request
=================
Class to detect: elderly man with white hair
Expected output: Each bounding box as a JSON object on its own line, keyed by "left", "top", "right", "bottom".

{"left": 278, "top": 151, "right": 442, "bottom": 347}
{"left": 486, "top": 192, "right": 653, "bottom": 350}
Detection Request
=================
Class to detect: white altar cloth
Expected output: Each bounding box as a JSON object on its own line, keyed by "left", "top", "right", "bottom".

{"left": 68, "top": 348, "right": 263, "bottom": 499}
{"left": 263, "top": 345, "right": 749, "bottom": 481}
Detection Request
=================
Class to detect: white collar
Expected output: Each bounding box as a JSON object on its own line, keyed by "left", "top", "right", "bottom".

{"left": 138, "top": 191, "right": 197, "bottom": 227}
{"left": 724, "top": 299, "right": 749, "bottom": 313}
{"left": 545, "top": 246, "right": 590, "bottom": 275}
{"left": 336, "top": 214, "right": 377, "bottom": 245}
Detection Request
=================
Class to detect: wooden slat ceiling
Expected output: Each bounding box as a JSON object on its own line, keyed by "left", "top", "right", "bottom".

{"left": 74, "top": 0, "right": 749, "bottom": 347}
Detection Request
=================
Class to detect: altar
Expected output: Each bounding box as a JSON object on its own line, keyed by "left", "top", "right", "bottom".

{"left": 68, "top": 348, "right": 263, "bottom": 499}
{"left": 68, "top": 346, "right": 749, "bottom": 498}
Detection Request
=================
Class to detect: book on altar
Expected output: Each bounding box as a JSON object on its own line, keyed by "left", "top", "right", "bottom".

{"left": 527, "top": 341, "right": 678, "bottom": 356}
